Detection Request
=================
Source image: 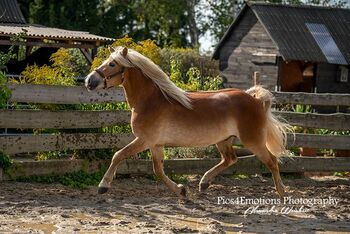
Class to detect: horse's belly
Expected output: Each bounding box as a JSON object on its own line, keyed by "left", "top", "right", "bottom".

{"left": 159, "top": 121, "right": 238, "bottom": 147}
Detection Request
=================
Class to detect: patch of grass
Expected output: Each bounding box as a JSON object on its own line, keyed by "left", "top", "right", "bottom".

{"left": 169, "top": 174, "right": 188, "bottom": 184}
{"left": 280, "top": 172, "right": 305, "bottom": 179}
{"left": 16, "top": 169, "right": 106, "bottom": 189}
{"left": 333, "top": 172, "right": 349, "bottom": 177}
{"left": 228, "top": 174, "right": 251, "bottom": 180}
{"left": 0, "top": 151, "right": 12, "bottom": 173}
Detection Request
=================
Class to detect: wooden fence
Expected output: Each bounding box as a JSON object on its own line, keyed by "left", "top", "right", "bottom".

{"left": 0, "top": 83, "right": 350, "bottom": 179}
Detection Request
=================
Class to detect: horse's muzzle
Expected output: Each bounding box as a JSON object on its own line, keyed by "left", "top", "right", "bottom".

{"left": 85, "top": 74, "right": 101, "bottom": 91}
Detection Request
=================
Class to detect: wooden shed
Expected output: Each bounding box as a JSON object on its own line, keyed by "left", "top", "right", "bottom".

{"left": 0, "top": 0, "right": 113, "bottom": 74}
{"left": 212, "top": 3, "right": 350, "bottom": 93}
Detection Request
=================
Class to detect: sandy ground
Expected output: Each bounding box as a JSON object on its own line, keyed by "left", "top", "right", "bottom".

{"left": 0, "top": 175, "right": 349, "bottom": 234}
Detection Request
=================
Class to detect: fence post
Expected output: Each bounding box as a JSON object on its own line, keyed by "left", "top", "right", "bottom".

{"left": 253, "top": 71, "right": 260, "bottom": 86}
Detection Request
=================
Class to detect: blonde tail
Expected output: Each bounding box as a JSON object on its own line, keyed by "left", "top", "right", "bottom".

{"left": 246, "top": 85, "right": 293, "bottom": 157}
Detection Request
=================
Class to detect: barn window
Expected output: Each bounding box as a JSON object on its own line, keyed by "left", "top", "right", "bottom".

{"left": 337, "top": 66, "right": 349, "bottom": 83}
{"left": 305, "top": 23, "right": 347, "bottom": 65}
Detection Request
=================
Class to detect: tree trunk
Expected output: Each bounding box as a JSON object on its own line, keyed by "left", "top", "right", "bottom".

{"left": 186, "top": 0, "right": 199, "bottom": 47}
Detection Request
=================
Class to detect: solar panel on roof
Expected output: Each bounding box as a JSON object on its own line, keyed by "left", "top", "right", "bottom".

{"left": 305, "top": 23, "right": 347, "bottom": 65}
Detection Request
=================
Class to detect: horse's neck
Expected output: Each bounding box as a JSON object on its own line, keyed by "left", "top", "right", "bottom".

{"left": 122, "top": 68, "right": 165, "bottom": 109}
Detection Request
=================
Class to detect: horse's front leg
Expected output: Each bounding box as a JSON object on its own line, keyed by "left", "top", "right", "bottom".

{"left": 151, "top": 147, "right": 187, "bottom": 198}
{"left": 98, "top": 137, "right": 147, "bottom": 194}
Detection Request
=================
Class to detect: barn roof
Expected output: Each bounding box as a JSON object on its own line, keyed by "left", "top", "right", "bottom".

{"left": 0, "top": 0, "right": 113, "bottom": 43}
{"left": 0, "top": 24, "right": 113, "bottom": 42}
{"left": 212, "top": 3, "right": 350, "bottom": 65}
{"left": 0, "top": 0, "right": 26, "bottom": 24}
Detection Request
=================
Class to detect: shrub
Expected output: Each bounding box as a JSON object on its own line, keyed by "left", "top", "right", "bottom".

{"left": 20, "top": 48, "right": 79, "bottom": 86}
{"left": 160, "top": 47, "right": 219, "bottom": 80}
{"left": 91, "top": 35, "right": 161, "bottom": 70}
{"left": 0, "top": 71, "right": 11, "bottom": 109}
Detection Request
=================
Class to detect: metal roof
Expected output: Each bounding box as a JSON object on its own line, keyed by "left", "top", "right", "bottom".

{"left": 0, "top": 0, "right": 26, "bottom": 24}
{"left": 213, "top": 3, "right": 350, "bottom": 65}
{"left": 0, "top": 24, "right": 113, "bottom": 42}
{"left": 0, "top": 0, "right": 112, "bottom": 42}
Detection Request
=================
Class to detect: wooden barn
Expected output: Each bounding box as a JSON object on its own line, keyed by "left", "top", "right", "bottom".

{"left": 0, "top": 0, "right": 113, "bottom": 74}
{"left": 212, "top": 3, "right": 350, "bottom": 93}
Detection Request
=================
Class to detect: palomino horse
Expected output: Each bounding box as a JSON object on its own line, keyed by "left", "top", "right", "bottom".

{"left": 85, "top": 46, "right": 291, "bottom": 198}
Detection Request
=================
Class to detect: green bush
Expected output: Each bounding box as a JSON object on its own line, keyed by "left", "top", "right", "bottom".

{"left": 16, "top": 169, "right": 106, "bottom": 189}
{"left": 0, "top": 151, "right": 12, "bottom": 173}
{"left": 160, "top": 47, "right": 219, "bottom": 81}
{"left": 0, "top": 71, "right": 11, "bottom": 109}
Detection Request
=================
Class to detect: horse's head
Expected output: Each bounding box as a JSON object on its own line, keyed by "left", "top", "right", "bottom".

{"left": 85, "top": 47, "right": 128, "bottom": 91}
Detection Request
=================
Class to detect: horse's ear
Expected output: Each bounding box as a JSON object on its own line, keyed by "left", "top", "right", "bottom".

{"left": 108, "top": 46, "right": 115, "bottom": 53}
{"left": 121, "top": 47, "right": 128, "bottom": 57}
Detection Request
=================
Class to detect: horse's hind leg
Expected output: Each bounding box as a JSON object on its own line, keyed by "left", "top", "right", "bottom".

{"left": 199, "top": 136, "right": 237, "bottom": 192}
{"left": 151, "top": 146, "right": 186, "bottom": 198}
{"left": 245, "top": 143, "right": 285, "bottom": 197}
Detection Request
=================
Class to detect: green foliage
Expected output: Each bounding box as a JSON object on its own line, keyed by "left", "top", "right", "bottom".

{"left": 169, "top": 55, "right": 223, "bottom": 91}
{"left": 197, "top": 0, "right": 236, "bottom": 44}
{"left": 0, "top": 152, "right": 13, "bottom": 173}
{"left": 16, "top": 169, "right": 106, "bottom": 189}
{"left": 292, "top": 104, "right": 312, "bottom": 113}
{"left": 0, "top": 31, "right": 26, "bottom": 70}
{"left": 333, "top": 171, "right": 349, "bottom": 177}
{"left": 0, "top": 72, "right": 11, "bottom": 109}
{"left": 35, "top": 151, "right": 69, "bottom": 161}
{"left": 19, "top": 0, "right": 198, "bottom": 47}
{"left": 161, "top": 48, "right": 219, "bottom": 78}
{"left": 230, "top": 174, "right": 250, "bottom": 180}
{"left": 0, "top": 47, "right": 16, "bottom": 71}
{"left": 20, "top": 48, "right": 78, "bottom": 86}
{"left": 91, "top": 36, "right": 161, "bottom": 70}
{"left": 162, "top": 47, "right": 222, "bottom": 91}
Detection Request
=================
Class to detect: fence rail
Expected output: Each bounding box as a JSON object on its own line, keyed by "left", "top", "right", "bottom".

{"left": 2, "top": 156, "right": 349, "bottom": 181}
{"left": 7, "top": 84, "right": 350, "bottom": 106}
{"left": 1, "top": 83, "right": 349, "bottom": 179}
{"left": 1, "top": 109, "right": 349, "bottom": 131}
{"left": 8, "top": 84, "right": 124, "bottom": 104}
{"left": 2, "top": 133, "right": 349, "bottom": 155}
{"left": 0, "top": 110, "right": 130, "bottom": 129}
{"left": 0, "top": 133, "right": 134, "bottom": 154}
{"left": 272, "top": 91, "right": 350, "bottom": 106}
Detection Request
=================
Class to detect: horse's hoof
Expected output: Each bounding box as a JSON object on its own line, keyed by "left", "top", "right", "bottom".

{"left": 98, "top": 187, "right": 109, "bottom": 194}
{"left": 178, "top": 184, "right": 187, "bottom": 198}
{"left": 199, "top": 182, "right": 210, "bottom": 192}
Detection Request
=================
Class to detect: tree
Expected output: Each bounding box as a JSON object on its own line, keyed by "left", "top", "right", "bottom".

{"left": 196, "top": 0, "right": 236, "bottom": 45}
{"left": 18, "top": 0, "right": 201, "bottom": 48}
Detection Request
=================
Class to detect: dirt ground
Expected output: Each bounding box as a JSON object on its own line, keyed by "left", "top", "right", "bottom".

{"left": 0, "top": 175, "right": 349, "bottom": 234}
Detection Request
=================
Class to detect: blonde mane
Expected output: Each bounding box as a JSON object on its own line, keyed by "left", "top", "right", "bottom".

{"left": 110, "top": 46, "right": 192, "bottom": 109}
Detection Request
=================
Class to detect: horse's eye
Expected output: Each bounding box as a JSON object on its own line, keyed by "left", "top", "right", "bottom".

{"left": 109, "top": 62, "right": 115, "bottom": 67}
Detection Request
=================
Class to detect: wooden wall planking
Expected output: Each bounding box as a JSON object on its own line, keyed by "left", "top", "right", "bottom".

{"left": 218, "top": 8, "right": 279, "bottom": 90}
